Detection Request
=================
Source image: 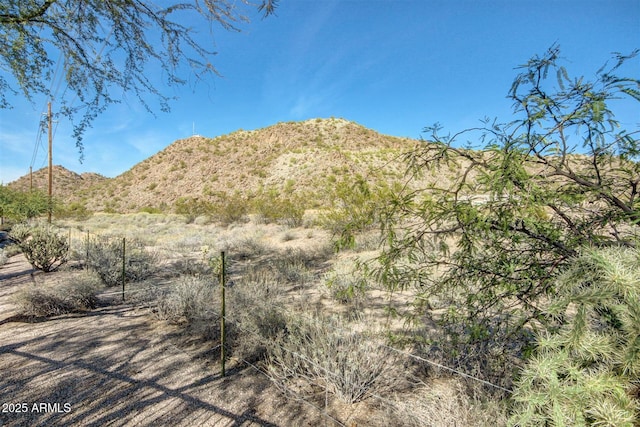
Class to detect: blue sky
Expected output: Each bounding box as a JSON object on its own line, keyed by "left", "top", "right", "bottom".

{"left": 1, "top": 0, "right": 639, "bottom": 183}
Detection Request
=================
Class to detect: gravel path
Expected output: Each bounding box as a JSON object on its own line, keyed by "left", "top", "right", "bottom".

{"left": 0, "top": 255, "right": 327, "bottom": 427}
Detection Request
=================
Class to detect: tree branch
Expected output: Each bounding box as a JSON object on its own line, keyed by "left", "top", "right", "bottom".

{"left": 0, "top": 0, "right": 58, "bottom": 24}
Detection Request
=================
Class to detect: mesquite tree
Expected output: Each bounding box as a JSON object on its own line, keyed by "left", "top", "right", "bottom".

{"left": 358, "top": 45, "right": 640, "bottom": 384}
{"left": 0, "top": 0, "right": 277, "bottom": 156}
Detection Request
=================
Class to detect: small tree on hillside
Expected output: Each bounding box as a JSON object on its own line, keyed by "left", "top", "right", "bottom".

{"left": 354, "top": 45, "right": 640, "bottom": 384}
{"left": 0, "top": 186, "right": 50, "bottom": 223}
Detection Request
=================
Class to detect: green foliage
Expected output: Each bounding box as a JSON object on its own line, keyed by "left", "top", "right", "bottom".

{"left": 139, "top": 206, "right": 163, "bottom": 214}
{"left": 214, "top": 193, "right": 250, "bottom": 225}
{"left": 321, "top": 175, "right": 399, "bottom": 247}
{"left": 174, "top": 196, "right": 215, "bottom": 222}
{"left": 351, "top": 46, "right": 640, "bottom": 384}
{"left": 510, "top": 247, "right": 640, "bottom": 426}
{"left": 0, "top": 187, "right": 50, "bottom": 222}
{"left": 9, "top": 223, "right": 69, "bottom": 272}
{"left": 56, "top": 201, "right": 92, "bottom": 220}
{"left": 251, "top": 187, "right": 305, "bottom": 227}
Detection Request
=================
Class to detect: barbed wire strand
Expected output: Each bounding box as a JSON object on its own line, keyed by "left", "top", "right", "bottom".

{"left": 73, "top": 229, "right": 513, "bottom": 421}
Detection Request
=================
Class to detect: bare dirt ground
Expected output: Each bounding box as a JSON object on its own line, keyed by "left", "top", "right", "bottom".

{"left": 0, "top": 255, "right": 362, "bottom": 427}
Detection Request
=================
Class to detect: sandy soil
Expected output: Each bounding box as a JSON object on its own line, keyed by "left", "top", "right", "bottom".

{"left": 0, "top": 255, "right": 363, "bottom": 427}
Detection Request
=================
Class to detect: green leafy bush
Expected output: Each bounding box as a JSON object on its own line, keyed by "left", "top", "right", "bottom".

{"left": 320, "top": 175, "right": 397, "bottom": 246}
{"left": 0, "top": 187, "right": 51, "bottom": 222}
{"left": 252, "top": 188, "right": 304, "bottom": 227}
{"left": 55, "top": 202, "right": 92, "bottom": 220}
{"left": 510, "top": 247, "right": 640, "bottom": 426}
{"left": 9, "top": 223, "right": 69, "bottom": 272}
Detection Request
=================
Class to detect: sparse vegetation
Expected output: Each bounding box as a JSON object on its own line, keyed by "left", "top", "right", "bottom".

{"left": 0, "top": 248, "right": 7, "bottom": 267}
{"left": 86, "top": 236, "right": 157, "bottom": 287}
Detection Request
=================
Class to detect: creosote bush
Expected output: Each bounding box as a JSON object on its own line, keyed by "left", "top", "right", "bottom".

{"left": 9, "top": 223, "right": 69, "bottom": 272}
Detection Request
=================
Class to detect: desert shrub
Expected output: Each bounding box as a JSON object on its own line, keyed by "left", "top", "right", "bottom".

{"left": 345, "top": 47, "right": 640, "bottom": 391}
{"left": 174, "top": 196, "right": 215, "bottom": 223}
{"left": 55, "top": 202, "right": 92, "bottom": 220}
{"left": 139, "top": 206, "right": 162, "bottom": 214}
{"left": 0, "top": 248, "right": 7, "bottom": 267}
{"left": 227, "top": 274, "right": 288, "bottom": 362}
{"left": 270, "top": 248, "right": 315, "bottom": 284}
{"left": 155, "top": 276, "right": 217, "bottom": 323}
{"left": 2, "top": 242, "right": 21, "bottom": 258}
{"left": 509, "top": 247, "right": 640, "bottom": 426}
{"left": 266, "top": 314, "right": 402, "bottom": 404}
{"left": 324, "top": 259, "right": 367, "bottom": 305}
{"left": 154, "top": 265, "right": 288, "bottom": 363}
{"left": 9, "top": 223, "right": 69, "bottom": 272}
{"left": 212, "top": 193, "right": 250, "bottom": 225}
{"left": 86, "top": 237, "right": 157, "bottom": 286}
{"left": 14, "top": 271, "right": 102, "bottom": 317}
{"left": 320, "top": 175, "right": 397, "bottom": 245}
{"left": 226, "top": 235, "right": 270, "bottom": 260}
{"left": 252, "top": 188, "right": 305, "bottom": 227}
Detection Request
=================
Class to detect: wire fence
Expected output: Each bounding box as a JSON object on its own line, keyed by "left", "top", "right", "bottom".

{"left": 62, "top": 231, "right": 513, "bottom": 425}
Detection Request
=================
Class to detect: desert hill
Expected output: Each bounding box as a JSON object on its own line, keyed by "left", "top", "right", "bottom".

{"left": 8, "top": 165, "right": 107, "bottom": 198}
{"left": 72, "top": 117, "right": 420, "bottom": 213}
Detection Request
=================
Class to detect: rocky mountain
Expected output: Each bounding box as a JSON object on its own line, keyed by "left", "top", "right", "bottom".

{"left": 9, "top": 118, "right": 422, "bottom": 213}
{"left": 8, "top": 165, "right": 107, "bottom": 200}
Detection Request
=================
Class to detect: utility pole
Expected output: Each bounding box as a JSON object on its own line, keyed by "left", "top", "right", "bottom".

{"left": 29, "top": 166, "right": 33, "bottom": 191}
{"left": 48, "top": 101, "right": 52, "bottom": 224}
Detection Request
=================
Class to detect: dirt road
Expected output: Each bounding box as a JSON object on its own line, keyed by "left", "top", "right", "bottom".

{"left": 0, "top": 255, "right": 329, "bottom": 427}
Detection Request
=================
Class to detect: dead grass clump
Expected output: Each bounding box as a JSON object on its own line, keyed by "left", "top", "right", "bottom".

{"left": 152, "top": 270, "right": 288, "bottom": 363}
{"left": 226, "top": 235, "right": 271, "bottom": 260}
{"left": 266, "top": 314, "right": 404, "bottom": 404}
{"left": 383, "top": 378, "right": 508, "bottom": 427}
{"left": 0, "top": 248, "right": 7, "bottom": 267}
{"left": 155, "top": 276, "right": 216, "bottom": 323}
{"left": 13, "top": 271, "right": 103, "bottom": 317}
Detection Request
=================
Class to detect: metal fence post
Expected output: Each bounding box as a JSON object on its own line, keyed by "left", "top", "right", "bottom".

{"left": 122, "top": 237, "right": 126, "bottom": 302}
{"left": 85, "top": 231, "right": 90, "bottom": 270}
{"left": 220, "top": 251, "right": 226, "bottom": 377}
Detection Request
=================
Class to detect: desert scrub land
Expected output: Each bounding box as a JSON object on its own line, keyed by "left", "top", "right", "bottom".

{"left": 0, "top": 213, "right": 509, "bottom": 426}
